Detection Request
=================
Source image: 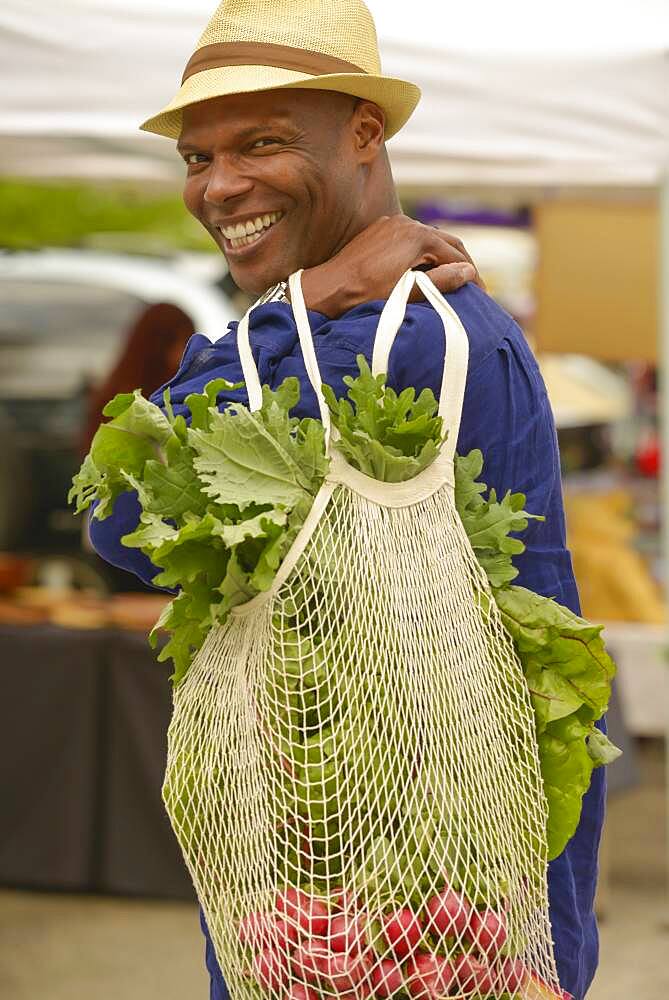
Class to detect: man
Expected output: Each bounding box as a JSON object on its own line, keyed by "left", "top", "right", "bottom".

{"left": 90, "top": 2, "right": 604, "bottom": 998}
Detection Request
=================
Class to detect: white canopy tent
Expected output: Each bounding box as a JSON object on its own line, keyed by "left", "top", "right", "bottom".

{"left": 0, "top": 0, "right": 667, "bottom": 188}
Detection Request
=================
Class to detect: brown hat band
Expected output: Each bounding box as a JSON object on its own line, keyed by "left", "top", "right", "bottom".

{"left": 182, "top": 41, "right": 366, "bottom": 84}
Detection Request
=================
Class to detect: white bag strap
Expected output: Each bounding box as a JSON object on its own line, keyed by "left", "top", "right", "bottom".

{"left": 287, "top": 270, "right": 332, "bottom": 446}
{"left": 236, "top": 276, "right": 332, "bottom": 450}
{"left": 371, "top": 269, "right": 469, "bottom": 465}
{"left": 236, "top": 307, "right": 264, "bottom": 412}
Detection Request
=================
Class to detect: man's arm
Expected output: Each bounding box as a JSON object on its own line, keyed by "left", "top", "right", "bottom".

{"left": 300, "top": 215, "right": 484, "bottom": 317}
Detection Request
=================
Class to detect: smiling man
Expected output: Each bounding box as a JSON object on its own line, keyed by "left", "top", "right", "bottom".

{"left": 89, "top": 3, "right": 604, "bottom": 999}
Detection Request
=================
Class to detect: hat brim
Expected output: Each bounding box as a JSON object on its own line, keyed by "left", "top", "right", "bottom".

{"left": 139, "top": 66, "right": 421, "bottom": 141}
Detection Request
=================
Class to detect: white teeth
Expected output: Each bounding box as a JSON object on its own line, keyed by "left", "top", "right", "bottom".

{"left": 220, "top": 211, "right": 284, "bottom": 244}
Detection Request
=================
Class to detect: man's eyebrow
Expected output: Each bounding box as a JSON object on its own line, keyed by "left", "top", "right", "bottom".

{"left": 177, "top": 116, "right": 297, "bottom": 153}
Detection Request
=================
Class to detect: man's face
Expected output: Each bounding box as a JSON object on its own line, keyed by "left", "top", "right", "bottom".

{"left": 178, "top": 89, "right": 362, "bottom": 295}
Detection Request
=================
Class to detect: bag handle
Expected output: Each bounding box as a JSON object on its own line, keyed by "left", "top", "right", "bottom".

{"left": 287, "top": 270, "right": 333, "bottom": 445}
{"left": 236, "top": 306, "right": 264, "bottom": 412}
{"left": 371, "top": 269, "right": 469, "bottom": 465}
{"left": 236, "top": 273, "right": 332, "bottom": 447}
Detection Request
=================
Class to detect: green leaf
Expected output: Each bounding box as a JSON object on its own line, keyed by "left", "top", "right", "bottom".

{"left": 538, "top": 714, "right": 594, "bottom": 859}
{"left": 102, "top": 392, "right": 136, "bottom": 419}
{"left": 324, "top": 356, "right": 445, "bottom": 483}
{"left": 185, "top": 377, "right": 245, "bottom": 431}
{"left": 68, "top": 452, "right": 104, "bottom": 514}
{"left": 213, "top": 508, "right": 287, "bottom": 548}
{"left": 99, "top": 389, "right": 176, "bottom": 449}
{"left": 149, "top": 591, "right": 212, "bottom": 686}
{"left": 189, "top": 405, "right": 312, "bottom": 510}
{"left": 586, "top": 727, "right": 623, "bottom": 767}
{"left": 217, "top": 549, "right": 257, "bottom": 608}
{"left": 454, "top": 451, "right": 543, "bottom": 589}
{"left": 142, "top": 451, "right": 209, "bottom": 519}
{"left": 495, "top": 586, "right": 615, "bottom": 721}
{"left": 121, "top": 513, "right": 178, "bottom": 551}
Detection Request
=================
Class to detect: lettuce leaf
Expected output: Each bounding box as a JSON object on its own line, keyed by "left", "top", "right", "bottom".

{"left": 323, "top": 355, "right": 445, "bottom": 482}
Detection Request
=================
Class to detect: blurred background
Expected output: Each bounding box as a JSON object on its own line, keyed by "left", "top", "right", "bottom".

{"left": 0, "top": 1, "right": 667, "bottom": 997}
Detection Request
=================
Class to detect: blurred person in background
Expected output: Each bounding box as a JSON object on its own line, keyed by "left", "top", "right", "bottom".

{"left": 80, "top": 301, "right": 195, "bottom": 457}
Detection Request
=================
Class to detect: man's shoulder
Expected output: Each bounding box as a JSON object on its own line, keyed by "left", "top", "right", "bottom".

{"left": 430, "top": 283, "right": 520, "bottom": 373}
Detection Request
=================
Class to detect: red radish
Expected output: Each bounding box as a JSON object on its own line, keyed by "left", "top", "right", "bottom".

{"left": 356, "top": 983, "right": 375, "bottom": 999}
{"left": 238, "top": 912, "right": 297, "bottom": 951}
{"left": 291, "top": 941, "right": 330, "bottom": 985}
{"left": 319, "top": 951, "right": 368, "bottom": 992}
{"left": 252, "top": 947, "right": 290, "bottom": 994}
{"left": 331, "top": 887, "right": 361, "bottom": 912}
{"left": 405, "top": 951, "right": 456, "bottom": 999}
{"left": 526, "top": 972, "right": 574, "bottom": 1000}
{"left": 494, "top": 956, "right": 529, "bottom": 993}
{"left": 466, "top": 908, "right": 508, "bottom": 956}
{"left": 453, "top": 952, "right": 495, "bottom": 995}
{"left": 286, "top": 984, "right": 320, "bottom": 1000}
{"left": 370, "top": 959, "right": 404, "bottom": 998}
{"left": 382, "top": 907, "right": 423, "bottom": 960}
{"left": 330, "top": 913, "right": 367, "bottom": 954}
{"left": 426, "top": 886, "right": 472, "bottom": 939}
{"left": 273, "top": 916, "right": 299, "bottom": 951}
{"left": 238, "top": 911, "right": 273, "bottom": 948}
{"left": 276, "top": 888, "right": 329, "bottom": 936}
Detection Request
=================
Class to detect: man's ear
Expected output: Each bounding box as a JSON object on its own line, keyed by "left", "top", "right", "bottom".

{"left": 352, "top": 100, "right": 386, "bottom": 163}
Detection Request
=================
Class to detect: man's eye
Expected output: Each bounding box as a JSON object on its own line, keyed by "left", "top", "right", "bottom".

{"left": 251, "top": 138, "right": 280, "bottom": 149}
{"left": 184, "top": 153, "right": 207, "bottom": 165}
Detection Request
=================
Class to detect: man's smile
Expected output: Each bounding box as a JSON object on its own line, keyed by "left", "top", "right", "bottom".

{"left": 216, "top": 211, "right": 285, "bottom": 255}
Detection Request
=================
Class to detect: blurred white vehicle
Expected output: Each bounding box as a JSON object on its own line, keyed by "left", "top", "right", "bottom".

{"left": 0, "top": 248, "right": 237, "bottom": 552}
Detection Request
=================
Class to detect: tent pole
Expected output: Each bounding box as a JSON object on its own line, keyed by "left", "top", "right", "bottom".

{"left": 661, "top": 173, "right": 669, "bottom": 922}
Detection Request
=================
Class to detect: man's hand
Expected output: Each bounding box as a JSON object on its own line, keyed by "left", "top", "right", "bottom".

{"left": 300, "top": 215, "right": 485, "bottom": 318}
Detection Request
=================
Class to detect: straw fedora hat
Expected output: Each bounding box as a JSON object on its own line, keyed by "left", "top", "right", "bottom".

{"left": 140, "top": 0, "right": 421, "bottom": 141}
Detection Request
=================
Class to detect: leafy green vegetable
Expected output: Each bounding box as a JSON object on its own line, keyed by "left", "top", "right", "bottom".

{"left": 69, "top": 376, "right": 327, "bottom": 683}
{"left": 69, "top": 354, "right": 619, "bottom": 863}
{"left": 323, "top": 355, "right": 445, "bottom": 482}
{"left": 454, "top": 452, "right": 620, "bottom": 858}
{"left": 454, "top": 449, "right": 543, "bottom": 589}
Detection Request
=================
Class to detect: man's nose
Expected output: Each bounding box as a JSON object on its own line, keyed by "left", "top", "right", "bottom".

{"left": 203, "top": 156, "right": 254, "bottom": 205}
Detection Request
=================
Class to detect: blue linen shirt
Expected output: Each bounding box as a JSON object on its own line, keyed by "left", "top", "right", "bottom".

{"left": 89, "top": 284, "right": 604, "bottom": 1000}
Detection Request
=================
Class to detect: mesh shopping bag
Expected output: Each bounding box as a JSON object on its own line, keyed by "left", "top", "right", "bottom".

{"left": 163, "top": 270, "right": 563, "bottom": 1000}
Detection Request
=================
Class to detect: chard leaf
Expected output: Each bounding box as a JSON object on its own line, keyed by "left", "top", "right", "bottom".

{"left": 495, "top": 585, "right": 615, "bottom": 721}
{"left": 537, "top": 714, "right": 594, "bottom": 859}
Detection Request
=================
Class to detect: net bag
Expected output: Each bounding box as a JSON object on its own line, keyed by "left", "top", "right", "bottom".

{"left": 163, "top": 270, "right": 563, "bottom": 1000}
